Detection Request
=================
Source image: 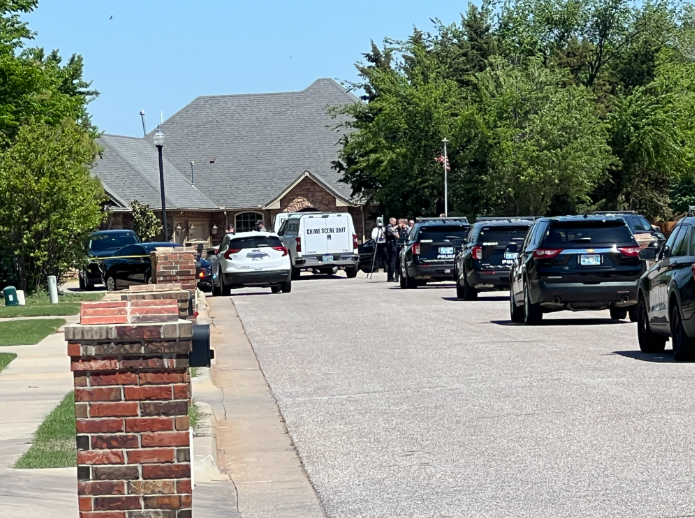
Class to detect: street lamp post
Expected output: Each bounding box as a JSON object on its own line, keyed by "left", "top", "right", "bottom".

{"left": 153, "top": 129, "right": 168, "bottom": 241}
{"left": 442, "top": 138, "right": 449, "bottom": 217}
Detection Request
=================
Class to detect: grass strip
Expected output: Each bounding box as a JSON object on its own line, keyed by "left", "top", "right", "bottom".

{"left": 0, "top": 352, "right": 17, "bottom": 372}
{"left": 0, "top": 291, "right": 104, "bottom": 318}
{"left": 15, "top": 392, "right": 76, "bottom": 469}
{"left": 189, "top": 402, "right": 202, "bottom": 432}
{"left": 0, "top": 318, "right": 66, "bottom": 346}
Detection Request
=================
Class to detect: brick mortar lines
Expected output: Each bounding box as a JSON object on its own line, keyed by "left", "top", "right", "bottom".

{"left": 71, "top": 297, "right": 194, "bottom": 518}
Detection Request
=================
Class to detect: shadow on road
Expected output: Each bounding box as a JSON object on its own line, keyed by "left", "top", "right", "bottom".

{"left": 491, "top": 318, "right": 630, "bottom": 326}
{"left": 442, "top": 296, "right": 508, "bottom": 302}
{"left": 611, "top": 350, "right": 679, "bottom": 363}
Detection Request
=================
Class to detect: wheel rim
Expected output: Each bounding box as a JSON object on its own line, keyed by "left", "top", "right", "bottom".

{"left": 672, "top": 308, "right": 681, "bottom": 353}
{"left": 510, "top": 290, "right": 515, "bottom": 315}
{"left": 638, "top": 301, "right": 648, "bottom": 341}
{"left": 107, "top": 277, "right": 115, "bottom": 291}
{"left": 524, "top": 285, "right": 530, "bottom": 319}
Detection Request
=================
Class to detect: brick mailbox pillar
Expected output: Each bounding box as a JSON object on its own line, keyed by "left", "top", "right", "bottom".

{"left": 66, "top": 299, "right": 193, "bottom": 518}
{"left": 150, "top": 248, "right": 197, "bottom": 296}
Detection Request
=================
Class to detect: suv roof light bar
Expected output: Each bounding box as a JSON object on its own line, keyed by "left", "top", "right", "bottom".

{"left": 475, "top": 216, "right": 537, "bottom": 222}
{"left": 415, "top": 217, "right": 469, "bottom": 222}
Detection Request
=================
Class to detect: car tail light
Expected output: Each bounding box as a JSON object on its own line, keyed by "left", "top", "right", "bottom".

{"left": 472, "top": 245, "right": 483, "bottom": 260}
{"left": 295, "top": 237, "right": 302, "bottom": 253}
{"left": 413, "top": 243, "right": 420, "bottom": 255}
{"left": 224, "top": 248, "right": 241, "bottom": 260}
{"left": 618, "top": 247, "right": 640, "bottom": 257}
{"left": 272, "top": 245, "right": 288, "bottom": 257}
{"left": 692, "top": 263, "right": 695, "bottom": 282}
{"left": 199, "top": 271, "right": 205, "bottom": 278}
{"left": 533, "top": 249, "right": 562, "bottom": 259}
{"left": 353, "top": 233, "right": 359, "bottom": 250}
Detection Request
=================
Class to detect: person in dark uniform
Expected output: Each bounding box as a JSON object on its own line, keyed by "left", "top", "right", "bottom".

{"left": 385, "top": 217, "right": 399, "bottom": 282}
{"left": 393, "top": 219, "right": 409, "bottom": 282}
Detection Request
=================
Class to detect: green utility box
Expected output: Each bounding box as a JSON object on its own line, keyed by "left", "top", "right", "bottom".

{"left": 3, "top": 286, "right": 18, "bottom": 306}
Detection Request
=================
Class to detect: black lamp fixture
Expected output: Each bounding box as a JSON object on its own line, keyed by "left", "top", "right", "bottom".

{"left": 153, "top": 129, "right": 167, "bottom": 241}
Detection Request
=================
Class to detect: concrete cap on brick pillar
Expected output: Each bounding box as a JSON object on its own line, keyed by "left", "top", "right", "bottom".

{"left": 68, "top": 299, "right": 193, "bottom": 517}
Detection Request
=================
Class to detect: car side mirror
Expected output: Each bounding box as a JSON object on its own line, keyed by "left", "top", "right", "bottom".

{"left": 639, "top": 247, "right": 657, "bottom": 261}
{"left": 506, "top": 243, "right": 519, "bottom": 254}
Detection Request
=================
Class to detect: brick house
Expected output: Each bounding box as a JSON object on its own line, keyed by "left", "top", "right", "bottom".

{"left": 93, "top": 79, "right": 376, "bottom": 245}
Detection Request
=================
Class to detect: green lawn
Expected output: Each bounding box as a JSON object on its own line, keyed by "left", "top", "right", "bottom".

{"left": 15, "top": 391, "right": 77, "bottom": 469}
{"left": 0, "top": 353, "right": 17, "bottom": 372}
{"left": 0, "top": 318, "right": 66, "bottom": 346}
{"left": 0, "top": 290, "right": 103, "bottom": 318}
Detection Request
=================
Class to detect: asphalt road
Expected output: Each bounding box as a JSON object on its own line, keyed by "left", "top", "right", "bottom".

{"left": 230, "top": 272, "right": 695, "bottom": 518}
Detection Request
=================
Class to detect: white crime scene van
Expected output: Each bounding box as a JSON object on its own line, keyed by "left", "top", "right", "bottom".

{"left": 278, "top": 213, "right": 359, "bottom": 279}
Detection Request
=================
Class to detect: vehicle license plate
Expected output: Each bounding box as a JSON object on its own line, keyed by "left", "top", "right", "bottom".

{"left": 444, "top": 269, "right": 451, "bottom": 274}
{"left": 580, "top": 254, "right": 601, "bottom": 266}
{"left": 504, "top": 252, "right": 518, "bottom": 260}
{"left": 439, "top": 247, "right": 454, "bottom": 255}
{"left": 322, "top": 254, "right": 333, "bottom": 262}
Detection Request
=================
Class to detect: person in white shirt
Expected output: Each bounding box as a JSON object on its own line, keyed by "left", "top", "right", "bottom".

{"left": 371, "top": 222, "right": 388, "bottom": 275}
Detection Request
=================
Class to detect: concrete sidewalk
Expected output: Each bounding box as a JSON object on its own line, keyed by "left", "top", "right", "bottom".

{"left": 0, "top": 314, "right": 239, "bottom": 517}
{"left": 207, "top": 296, "right": 325, "bottom": 518}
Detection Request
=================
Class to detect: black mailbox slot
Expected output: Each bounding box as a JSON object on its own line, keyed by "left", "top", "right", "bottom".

{"left": 190, "top": 324, "right": 214, "bottom": 367}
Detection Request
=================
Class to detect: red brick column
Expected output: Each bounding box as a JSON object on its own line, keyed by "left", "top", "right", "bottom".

{"left": 67, "top": 300, "right": 193, "bottom": 518}
{"left": 150, "top": 248, "right": 197, "bottom": 296}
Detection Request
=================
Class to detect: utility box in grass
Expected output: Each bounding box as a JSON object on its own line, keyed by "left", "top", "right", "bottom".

{"left": 3, "top": 286, "right": 18, "bottom": 306}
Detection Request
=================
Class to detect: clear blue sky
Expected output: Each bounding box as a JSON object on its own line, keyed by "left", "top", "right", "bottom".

{"left": 23, "top": 1, "right": 470, "bottom": 137}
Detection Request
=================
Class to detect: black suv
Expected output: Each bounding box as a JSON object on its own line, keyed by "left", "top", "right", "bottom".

{"left": 594, "top": 211, "right": 665, "bottom": 248}
{"left": 636, "top": 217, "right": 695, "bottom": 360}
{"left": 399, "top": 218, "right": 470, "bottom": 289}
{"left": 509, "top": 216, "right": 642, "bottom": 324}
{"left": 80, "top": 230, "right": 140, "bottom": 290}
{"left": 454, "top": 218, "right": 534, "bottom": 300}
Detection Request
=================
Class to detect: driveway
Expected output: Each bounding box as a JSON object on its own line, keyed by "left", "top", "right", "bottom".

{"left": 229, "top": 272, "right": 695, "bottom": 518}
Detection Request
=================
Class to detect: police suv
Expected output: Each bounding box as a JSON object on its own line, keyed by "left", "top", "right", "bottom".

{"left": 399, "top": 217, "right": 470, "bottom": 289}
{"left": 278, "top": 213, "right": 359, "bottom": 279}
{"left": 636, "top": 214, "right": 695, "bottom": 361}
{"left": 454, "top": 218, "right": 534, "bottom": 300}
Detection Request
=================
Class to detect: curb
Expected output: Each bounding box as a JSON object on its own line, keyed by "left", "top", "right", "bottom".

{"left": 192, "top": 400, "right": 225, "bottom": 483}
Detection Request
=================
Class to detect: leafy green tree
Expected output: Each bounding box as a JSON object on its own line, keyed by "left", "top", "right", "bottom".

{"left": 0, "top": 119, "right": 106, "bottom": 292}
{"left": 0, "top": 0, "right": 97, "bottom": 146}
{"left": 474, "top": 57, "right": 614, "bottom": 215}
{"left": 130, "top": 201, "right": 162, "bottom": 243}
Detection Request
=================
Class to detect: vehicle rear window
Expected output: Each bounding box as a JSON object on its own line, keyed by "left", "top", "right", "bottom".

{"left": 90, "top": 233, "right": 138, "bottom": 251}
{"left": 417, "top": 226, "right": 469, "bottom": 244}
{"left": 543, "top": 221, "right": 634, "bottom": 245}
{"left": 231, "top": 236, "right": 282, "bottom": 249}
{"left": 477, "top": 226, "right": 530, "bottom": 245}
{"left": 623, "top": 215, "right": 652, "bottom": 232}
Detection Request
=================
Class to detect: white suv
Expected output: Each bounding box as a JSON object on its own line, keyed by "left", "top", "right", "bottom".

{"left": 210, "top": 232, "right": 292, "bottom": 295}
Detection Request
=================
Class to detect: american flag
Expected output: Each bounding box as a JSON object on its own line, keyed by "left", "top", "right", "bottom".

{"left": 435, "top": 155, "right": 451, "bottom": 171}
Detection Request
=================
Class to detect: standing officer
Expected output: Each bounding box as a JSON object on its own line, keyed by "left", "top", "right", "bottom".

{"left": 385, "top": 217, "right": 399, "bottom": 282}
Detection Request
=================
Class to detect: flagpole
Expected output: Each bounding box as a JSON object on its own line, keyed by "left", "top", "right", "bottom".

{"left": 442, "top": 138, "right": 449, "bottom": 217}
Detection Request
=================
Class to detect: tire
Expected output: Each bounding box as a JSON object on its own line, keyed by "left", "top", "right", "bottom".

{"left": 456, "top": 277, "right": 465, "bottom": 299}
{"left": 671, "top": 303, "right": 695, "bottom": 361}
{"left": 510, "top": 288, "right": 524, "bottom": 323}
{"left": 628, "top": 304, "right": 638, "bottom": 322}
{"left": 271, "top": 285, "right": 282, "bottom": 293}
{"left": 220, "top": 272, "right": 231, "bottom": 296}
{"left": 637, "top": 296, "right": 666, "bottom": 353}
{"left": 79, "top": 273, "right": 86, "bottom": 290}
{"left": 282, "top": 280, "right": 292, "bottom": 293}
{"left": 400, "top": 264, "right": 416, "bottom": 289}
{"left": 610, "top": 307, "right": 628, "bottom": 320}
{"left": 212, "top": 268, "right": 221, "bottom": 296}
{"left": 523, "top": 281, "right": 543, "bottom": 325}
{"left": 291, "top": 265, "right": 301, "bottom": 280}
{"left": 105, "top": 275, "right": 117, "bottom": 292}
{"left": 345, "top": 266, "right": 358, "bottom": 278}
{"left": 462, "top": 274, "right": 478, "bottom": 301}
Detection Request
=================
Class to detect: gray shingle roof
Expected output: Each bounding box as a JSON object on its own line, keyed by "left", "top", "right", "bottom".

{"left": 143, "top": 78, "right": 357, "bottom": 209}
{"left": 94, "top": 135, "right": 217, "bottom": 210}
